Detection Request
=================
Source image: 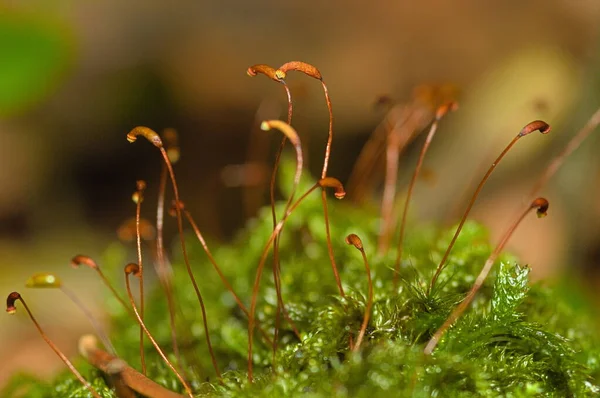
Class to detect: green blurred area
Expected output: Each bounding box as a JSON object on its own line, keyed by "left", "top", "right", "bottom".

{"left": 0, "top": 12, "right": 73, "bottom": 116}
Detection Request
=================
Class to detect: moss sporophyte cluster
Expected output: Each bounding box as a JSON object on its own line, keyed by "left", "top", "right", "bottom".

{"left": 3, "top": 61, "right": 600, "bottom": 397}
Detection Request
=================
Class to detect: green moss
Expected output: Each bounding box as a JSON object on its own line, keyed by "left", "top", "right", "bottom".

{"left": 5, "top": 159, "right": 599, "bottom": 397}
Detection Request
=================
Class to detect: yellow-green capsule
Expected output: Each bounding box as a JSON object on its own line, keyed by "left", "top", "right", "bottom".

{"left": 25, "top": 273, "right": 62, "bottom": 288}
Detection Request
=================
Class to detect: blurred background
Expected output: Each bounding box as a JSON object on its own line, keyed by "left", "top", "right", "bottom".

{"left": 1, "top": 0, "right": 600, "bottom": 386}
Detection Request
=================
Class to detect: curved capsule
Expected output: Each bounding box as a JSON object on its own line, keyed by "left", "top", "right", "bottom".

{"left": 25, "top": 273, "right": 62, "bottom": 288}
{"left": 71, "top": 255, "right": 98, "bottom": 269}
{"left": 276, "top": 61, "right": 323, "bottom": 80}
{"left": 345, "top": 233, "right": 363, "bottom": 250}
{"left": 127, "top": 126, "right": 164, "bottom": 148}
{"left": 318, "top": 177, "right": 346, "bottom": 199}
{"left": 519, "top": 120, "right": 550, "bottom": 137}
{"left": 533, "top": 197, "right": 549, "bottom": 217}
{"left": 246, "top": 64, "right": 283, "bottom": 82}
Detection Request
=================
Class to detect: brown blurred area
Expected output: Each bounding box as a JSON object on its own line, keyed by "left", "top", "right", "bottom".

{"left": 1, "top": 0, "right": 600, "bottom": 386}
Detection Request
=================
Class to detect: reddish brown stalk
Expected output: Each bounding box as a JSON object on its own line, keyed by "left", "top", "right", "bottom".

{"left": 268, "top": 116, "right": 301, "bottom": 359}
{"left": 377, "top": 104, "right": 431, "bottom": 254}
{"left": 70, "top": 254, "right": 132, "bottom": 316}
{"left": 132, "top": 180, "right": 147, "bottom": 374}
{"left": 172, "top": 201, "right": 274, "bottom": 346}
{"left": 25, "top": 272, "right": 116, "bottom": 355}
{"left": 127, "top": 126, "right": 221, "bottom": 380}
{"left": 124, "top": 264, "right": 194, "bottom": 398}
{"left": 247, "top": 176, "right": 346, "bottom": 382}
{"left": 346, "top": 109, "right": 402, "bottom": 203}
{"left": 243, "top": 101, "right": 277, "bottom": 219}
{"left": 346, "top": 101, "right": 425, "bottom": 204}
{"left": 80, "top": 335, "right": 184, "bottom": 398}
{"left": 424, "top": 198, "right": 549, "bottom": 355}
{"left": 428, "top": 121, "right": 550, "bottom": 294}
{"left": 156, "top": 128, "right": 182, "bottom": 371}
{"left": 275, "top": 61, "right": 332, "bottom": 178}
{"left": 247, "top": 64, "right": 293, "bottom": 361}
{"left": 529, "top": 106, "right": 600, "bottom": 198}
{"left": 276, "top": 61, "right": 345, "bottom": 298}
{"left": 269, "top": 87, "right": 293, "bottom": 362}
{"left": 250, "top": 120, "right": 303, "bottom": 374}
{"left": 393, "top": 102, "right": 458, "bottom": 289}
{"left": 345, "top": 234, "right": 373, "bottom": 351}
{"left": 378, "top": 115, "right": 409, "bottom": 254}
{"left": 6, "top": 292, "right": 101, "bottom": 398}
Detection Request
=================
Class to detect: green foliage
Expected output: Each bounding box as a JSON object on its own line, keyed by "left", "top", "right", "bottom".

{"left": 491, "top": 262, "right": 529, "bottom": 321}
{"left": 4, "top": 159, "right": 599, "bottom": 397}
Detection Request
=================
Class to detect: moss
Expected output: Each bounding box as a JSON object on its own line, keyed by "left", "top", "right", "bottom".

{"left": 5, "top": 158, "right": 599, "bottom": 397}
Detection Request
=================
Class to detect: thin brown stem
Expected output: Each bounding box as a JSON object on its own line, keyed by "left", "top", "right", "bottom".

{"left": 271, "top": 83, "right": 294, "bottom": 363}
{"left": 249, "top": 120, "right": 303, "bottom": 381}
{"left": 133, "top": 180, "right": 146, "bottom": 374}
{"left": 177, "top": 204, "right": 274, "bottom": 345}
{"left": 248, "top": 177, "right": 345, "bottom": 382}
{"left": 276, "top": 61, "right": 344, "bottom": 297}
{"left": 319, "top": 80, "right": 343, "bottom": 295}
{"left": 428, "top": 121, "right": 550, "bottom": 294}
{"left": 71, "top": 255, "right": 132, "bottom": 316}
{"left": 156, "top": 163, "right": 182, "bottom": 371}
{"left": 159, "top": 148, "right": 221, "bottom": 381}
{"left": 62, "top": 285, "right": 117, "bottom": 354}
{"left": 127, "top": 126, "right": 221, "bottom": 380}
{"left": 79, "top": 335, "right": 185, "bottom": 398}
{"left": 345, "top": 234, "right": 373, "bottom": 351}
{"left": 377, "top": 105, "right": 429, "bottom": 255}
{"left": 346, "top": 111, "right": 391, "bottom": 202}
{"left": 124, "top": 264, "right": 194, "bottom": 398}
{"left": 247, "top": 64, "right": 295, "bottom": 360}
{"left": 264, "top": 118, "right": 302, "bottom": 348}
{"left": 6, "top": 292, "right": 101, "bottom": 398}
{"left": 424, "top": 198, "right": 549, "bottom": 355}
{"left": 156, "top": 127, "right": 183, "bottom": 372}
{"left": 25, "top": 273, "right": 114, "bottom": 354}
{"left": 529, "top": 106, "right": 600, "bottom": 198}
{"left": 321, "top": 189, "right": 344, "bottom": 296}
{"left": 394, "top": 103, "right": 458, "bottom": 289}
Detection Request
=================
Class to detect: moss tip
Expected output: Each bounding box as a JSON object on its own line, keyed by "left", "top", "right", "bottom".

{"left": 25, "top": 273, "right": 62, "bottom": 288}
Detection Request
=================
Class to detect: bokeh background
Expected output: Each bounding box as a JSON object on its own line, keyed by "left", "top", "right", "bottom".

{"left": 1, "top": 0, "right": 600, "bottom": 386}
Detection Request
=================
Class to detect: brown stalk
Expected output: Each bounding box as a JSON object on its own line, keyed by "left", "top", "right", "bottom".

{"left": 428, "top": 121, "right": 551, "bottom": 294}
{"left": 243, "top": 101, "right": 277, "bottom": 219}
{"left": 171, "top": 201, "right": 274, "bottom": 346}
{"left": 260, "top": 120, "right": 304, "bottom": 345}
{"left": 247, "top": 64, "right": 293, "bottom": 361}
{"left": 132, "top": 180, "right": 147, "bottom": 374}
{"left": 346, "top": 98, "right": 397, "bottom": 203}
{"left": 276, "top": 61, "right": 345, "bottom": 298}
{"left": 70, "top": 254, "right": 132, "bottom": 316}
{"left": 345, "top": 234, "right": 373, "bottom": 351}
{"left": 424, "top": 198, "right": 549, "bottom": 355}
{"left": 377, "top": 104, "right": 431, "bottom": 255}
{"left": 269, "top": 86, "right": 294, "bottom": 363}
{"left": 156, "top": 128, "right": 182, "bottom": 371}
{"left": 5, "top": 292, "right": 101, "bottom": 398}
{"left": 127, "top": 126, "right": 221, "bottom": 380}
{"left": 529, "top": 106, "right": 600, "bottom": 198}
{"left": 248, "top": 120, "right": 303, "bottom": 381}
{"left": 267, "top": 120, "right": 303, "bottom": 358}
{"left": 79, "top": 335, "right": 185, "bottom": 398}
{"left": 393, "top": 102, "right": 458, "bottom": 288}
{"left": 124, "top": 264, "right": 194, "bottom": 398}
{"left": 25, "top": 272, "right": 116, "bottom": 355}
{"left": 247, "top": 176, "right": 346, "bottom": 382}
